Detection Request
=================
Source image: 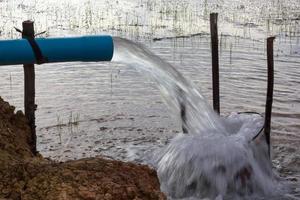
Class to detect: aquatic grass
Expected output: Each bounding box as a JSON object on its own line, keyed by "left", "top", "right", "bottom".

{"left": 1, "top": 0, "right": 298, "bottom": 40}
{"left": 54, "top": 111, "right": 81, "bottom": 161}
{"left": 53, "top": 111, "right": 80, "bottom": 146}
{"left": 56, "top": 114, "right": 64, "bottom": 144}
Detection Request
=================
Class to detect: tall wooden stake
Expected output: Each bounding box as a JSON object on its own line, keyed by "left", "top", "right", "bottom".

{"left": 210, "top": 13, "right": 220, "bottom": 114}
{"left": 22, "top": 20, "right": 37, "bottom": 155}
{"left": 265, "top": 36, "right": 275, "bottom": 156}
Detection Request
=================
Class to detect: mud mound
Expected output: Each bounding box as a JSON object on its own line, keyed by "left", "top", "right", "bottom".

{"left": 0, "top": 97, "right": 34, "bottom": 164}
{"left": 0, "top": 97, "right": 165, "bottom": 200}
{"left": 0, "top": 158, "right": 165, "bottom": 200}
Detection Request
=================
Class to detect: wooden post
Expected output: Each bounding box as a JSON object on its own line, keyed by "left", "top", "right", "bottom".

{"left": 210, "top": 13, "right": 220, "bottom": 114}
{"left": 264, "top": 36, "right": 275, "bottom": 155}
{"left": 22, "top": 20, "right": 37, "bottom": 155}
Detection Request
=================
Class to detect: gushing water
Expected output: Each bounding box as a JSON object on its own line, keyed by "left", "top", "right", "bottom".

{"left": 112, "top": 37, "right": 226, "bottom": 135}
{"left": 111, "top": 37, "right": 292, "bottom": 199}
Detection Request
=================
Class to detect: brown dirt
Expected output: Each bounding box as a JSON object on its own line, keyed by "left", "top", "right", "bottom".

{"left": 0, "top": 97, "right": 166, "bottom": 200}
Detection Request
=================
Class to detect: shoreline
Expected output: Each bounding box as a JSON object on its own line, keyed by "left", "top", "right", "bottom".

{"left": 0, "top": 96, "right": 166, "bottom": 200}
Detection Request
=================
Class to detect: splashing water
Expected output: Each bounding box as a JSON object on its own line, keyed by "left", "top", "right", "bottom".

{"left": 112, "top": 37, "right": 290, "bottom": 199}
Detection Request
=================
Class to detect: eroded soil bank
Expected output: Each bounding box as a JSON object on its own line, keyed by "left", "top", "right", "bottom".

{"left": 0, "top": 97, "right": 165, "bottom": 200}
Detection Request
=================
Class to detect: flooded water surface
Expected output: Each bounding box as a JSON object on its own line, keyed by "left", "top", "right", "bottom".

{"left": 0, "top": 0, "right": 300, "bottom": 199}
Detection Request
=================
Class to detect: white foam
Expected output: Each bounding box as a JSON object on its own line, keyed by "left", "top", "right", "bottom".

{"left": 112, "top": 37, "right": 289, "bottom": 199}
{"left": 154, "top": 113, "right": 286, "bottom": 199}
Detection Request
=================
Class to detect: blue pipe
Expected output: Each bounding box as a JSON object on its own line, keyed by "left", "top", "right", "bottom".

{"left": 0, "top": 35, "right": 114, "bottom": 65}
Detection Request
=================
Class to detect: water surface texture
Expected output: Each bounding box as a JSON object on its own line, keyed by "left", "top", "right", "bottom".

{"left": 0, "top": 0, "right": 299, "bottom": 199}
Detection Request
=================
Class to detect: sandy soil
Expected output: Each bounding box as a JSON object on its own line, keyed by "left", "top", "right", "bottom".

{"left": 0, "top": 97, "right": 166, "bottom": 200}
